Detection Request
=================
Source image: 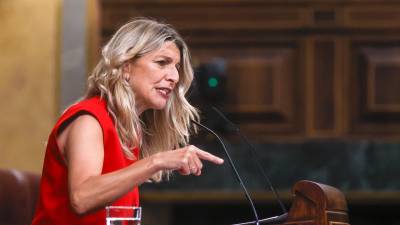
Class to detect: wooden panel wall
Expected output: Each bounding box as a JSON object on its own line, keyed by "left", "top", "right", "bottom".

{"left": 100, "top": 0, "right": 400, "bottom": 140}
{"left": 348, "top": 41, "right": 400, "bottom": 136}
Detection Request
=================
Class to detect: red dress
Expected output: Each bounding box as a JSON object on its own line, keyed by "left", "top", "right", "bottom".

{"left": 31, "top": 96, "right": 139, "bottom": 225}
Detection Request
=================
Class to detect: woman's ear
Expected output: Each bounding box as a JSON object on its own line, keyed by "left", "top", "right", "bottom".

{"left": 122, "top": 62, "right": 131, "bottom": 73}
{"left": 122, "top": 62, "right": 131, "bottom": 81}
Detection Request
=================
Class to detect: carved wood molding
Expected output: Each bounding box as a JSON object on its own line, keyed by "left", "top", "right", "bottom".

{"left": 100, "top": 0, "right": 400, "bottom": 139}
{"left": 348, "top": 40, "right": 400, "bottom": 136}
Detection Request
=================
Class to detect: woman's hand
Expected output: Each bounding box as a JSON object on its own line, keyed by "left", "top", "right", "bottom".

{"left": 60, "top": 114, "right": 223, "bottom": 214}
{"left": 151, "top": 145, "right": 224, "bottom": 176}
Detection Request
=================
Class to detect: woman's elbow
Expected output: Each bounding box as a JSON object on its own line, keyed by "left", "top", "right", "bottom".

{"left": 70, "top": 192, "right": 89, "bottom": 215}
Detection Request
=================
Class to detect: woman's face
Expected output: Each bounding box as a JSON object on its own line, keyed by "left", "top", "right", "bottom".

{"left": 127, "top": 41, "right": 181, "bottom": 114}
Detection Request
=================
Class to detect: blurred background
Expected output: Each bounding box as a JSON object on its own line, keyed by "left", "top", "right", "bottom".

{"left": 1, "top": 0, "right": 400, "bottom": 225}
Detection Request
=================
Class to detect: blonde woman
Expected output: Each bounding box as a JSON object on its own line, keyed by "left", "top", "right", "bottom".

{"left": 31, "top": 18, "right": 224, "bottom": 225}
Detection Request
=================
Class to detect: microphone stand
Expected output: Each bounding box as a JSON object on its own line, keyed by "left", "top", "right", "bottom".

{"left": 211, "top": 106, "right": 288, "bottom": 214}
{"left": 193, "top": 121, "right": 289, "bottom": 224}
{"left": 191, "top": 120, "right": 260, "bottom": 225}
{"left": 232, "top": 213, "right": 288, "bottom": 225}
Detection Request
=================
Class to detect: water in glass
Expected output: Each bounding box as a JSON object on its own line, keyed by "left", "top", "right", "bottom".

{"left": 106, "top": 206, "right": 141, "bottom": 225}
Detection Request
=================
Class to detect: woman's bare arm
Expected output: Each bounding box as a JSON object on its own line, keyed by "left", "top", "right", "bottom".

{"left": 60, "top": 114, "right": 223, "bottom": 215}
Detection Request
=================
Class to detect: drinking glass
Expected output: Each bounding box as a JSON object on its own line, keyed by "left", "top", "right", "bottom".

{"left": 106, "top": 206, "right": 142, "bottom": 225}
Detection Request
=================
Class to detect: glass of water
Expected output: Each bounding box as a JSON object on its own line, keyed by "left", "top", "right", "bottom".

{"left": 106, "top": 206, "right": 141, "bottom": 225}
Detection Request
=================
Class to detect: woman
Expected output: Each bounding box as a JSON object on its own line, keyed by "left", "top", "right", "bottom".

{"left": 31, "top": 18, "right": 224, "bottom": 225}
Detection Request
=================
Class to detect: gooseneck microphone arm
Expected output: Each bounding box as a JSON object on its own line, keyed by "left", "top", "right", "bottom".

{"left": 191, "top": 120, "right": 260, "bottom": 225}
{"left": 231, "top": 213, "right": 288, "bottom": 225}
{"left": 212, "top": 106, "right": 288, "bottom": 214}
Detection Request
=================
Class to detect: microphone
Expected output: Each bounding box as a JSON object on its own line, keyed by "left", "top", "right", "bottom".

{"left": 192, "top": 120, "right": 288, "bottom": 225}
{"left": 211, "top": 106, "right": 288, "bottom": 214}
{"left": 191, "top": 120, "right": 260, "bottom": 225}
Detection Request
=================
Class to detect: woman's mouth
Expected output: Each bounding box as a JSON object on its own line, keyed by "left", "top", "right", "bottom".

{"left": 156, "top": 87, "right": 172, "bottom": 98}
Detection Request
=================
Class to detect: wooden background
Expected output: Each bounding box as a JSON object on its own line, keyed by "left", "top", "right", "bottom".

{"left": 100, "top": 0, "right": 400, "bottom": 141}
{"left": 98, "top": 1, "right": 400, "bottom": 225}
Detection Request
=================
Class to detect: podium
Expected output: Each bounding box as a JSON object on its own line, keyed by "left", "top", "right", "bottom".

{"left": 278, "top": 180, "right": 350, "bottom": 225}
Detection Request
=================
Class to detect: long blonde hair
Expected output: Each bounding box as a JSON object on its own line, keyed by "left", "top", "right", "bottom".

{"left": 86, "top": 18, "right": 199, "bottom": 181}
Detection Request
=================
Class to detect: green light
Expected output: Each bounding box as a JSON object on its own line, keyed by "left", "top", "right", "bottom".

{"left": 208, "top": 77, "right": 218, "bottom": 88}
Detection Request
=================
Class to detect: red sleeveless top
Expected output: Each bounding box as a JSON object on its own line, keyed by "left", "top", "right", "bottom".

{"left": 31, "top": 96, "right": 139, "bottom": 225}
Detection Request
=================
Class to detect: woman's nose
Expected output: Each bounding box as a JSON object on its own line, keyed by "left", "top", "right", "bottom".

{"left": 166, "top": 66, "right": 179, "bottom": 83}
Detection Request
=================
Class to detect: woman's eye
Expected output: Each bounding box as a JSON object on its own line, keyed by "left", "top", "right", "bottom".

{"left": 156, "top": 60, "right": 167, "bottom": 66}
{"left": 175, "top": 63, "right": 181, "bottom": 70}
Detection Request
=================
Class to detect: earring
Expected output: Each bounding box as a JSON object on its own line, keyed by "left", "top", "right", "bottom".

{"left": 122, "top": 62, "right": 132, "bottom": 82}
{"left": 124, "top": 74, "right": 130, "bottom": 82}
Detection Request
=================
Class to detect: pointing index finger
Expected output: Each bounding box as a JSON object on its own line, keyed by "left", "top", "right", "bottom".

{"left": 194, "top": 149, "right": 224, "bottom": 165}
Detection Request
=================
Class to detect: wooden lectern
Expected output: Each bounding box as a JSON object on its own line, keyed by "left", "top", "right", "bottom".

{"left": 279, "top": 180, "right": 350, "bottom": 225}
